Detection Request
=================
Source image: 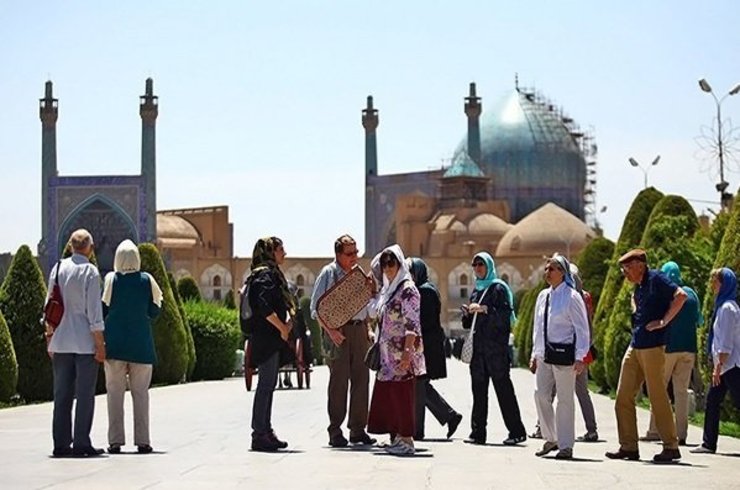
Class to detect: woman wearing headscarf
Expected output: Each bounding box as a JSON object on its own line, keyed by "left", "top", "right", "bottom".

{"left": 101, "top": 239, "right": 163, "bottom": 454}
{"left": 246, "top": 237, "right": 295, "bottom": 452}
{"left": 530, "top": 254, "right": 590, "bottom": 460}
{"left": 643, "top": 261, "right": 702, "bottom": 445}
{"left": 463, "top": 251, "right": 527, "bottom": 446}
{"left": 367, "top": 245, "right": 426, "bottom": 456}
{"left": 408, "top": 258, "right": 463, "bottom": 440}
{"left": 691, "top": 267, "right": 740, "bottom": 454}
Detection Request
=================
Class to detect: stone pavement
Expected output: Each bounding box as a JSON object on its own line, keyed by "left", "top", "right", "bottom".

{"left": 1, "top": 361, "right": 739, "bottom": 489}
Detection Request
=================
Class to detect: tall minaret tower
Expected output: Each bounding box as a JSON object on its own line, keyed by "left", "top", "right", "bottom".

{"left": 464, "top": 82, "right": 482, "bottom": 165}
{"left": 39, "top": 80, "right": 58, "bottom": 265}
{"left": 139, "top": 78, "right": 158, "bottom": 242}
{"left": 362, "top": 96, "right": 379, "bottom": 254}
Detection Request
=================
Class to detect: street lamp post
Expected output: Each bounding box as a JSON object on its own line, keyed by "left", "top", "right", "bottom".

{"left": 628, "top": 155, "right": 660, "bottom": 189}
{"left": 698, "top": 78, "right": 740, "bottom": 210}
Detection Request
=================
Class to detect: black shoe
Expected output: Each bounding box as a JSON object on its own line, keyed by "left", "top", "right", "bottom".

{"left": 503, "top": 434, "right": 526, "bottom": 446}
{"left": 466, "top": 431, "right": 486, "bottom": 445}
{"left": 577, "top": 431, "right": 599, "bottom": 443}
{"left": 605, "top": 448, "right": 640, "bottom": 461}
{"left": 52, "top": 447, "right": 73, "bottom": 458}
{"left": 653, "top": 448, "right": 681, "bottom": 463}
{"left": 136, "top": 444, "right": 153, "bottom": 454}
{"left": 446, "top": 413, "right": 463, "bottom": 439}
{"left": 349, "top": 432, "right": 376, "bottom": 445}
{"left": 329, "top": 434, "right": 349, "bottom": 448}
{"left": 72, "top": 446, "right": 105, "bottom": 457}
{"left": 107, "top": 445, "right": 121, "bottom": 454}
{"left": 251, "top": 434, "right": 280, "bottom": 452}
{"left": 678, "top": 438, "right": 687, "bottom": 446}
{"left": 269, "top": 432, "right": 288, "bottom": 449}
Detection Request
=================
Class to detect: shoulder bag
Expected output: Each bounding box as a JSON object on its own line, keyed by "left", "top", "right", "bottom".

{"left": 461, "top": 286, "right": 491, "bottom": 364}
{"left": 543, "top": 293, "right": 576, "bottom": 366}
{"left": 43, "top": 260, "right": 65, "bottom": 331}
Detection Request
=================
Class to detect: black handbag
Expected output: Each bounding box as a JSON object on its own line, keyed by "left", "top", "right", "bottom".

{"left": 543, "top": 294, "right": 576, "bottom": 366}
{"left": 364, "top": 341, "right": 380, "bottom": 371}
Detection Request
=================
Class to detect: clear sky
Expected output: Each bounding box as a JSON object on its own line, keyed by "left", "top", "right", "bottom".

{"left": 1, "top": 1, "right": 739, "bottom": 258}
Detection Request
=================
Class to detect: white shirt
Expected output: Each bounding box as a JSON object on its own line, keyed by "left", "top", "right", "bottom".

{"left": 712, "top": 300, "right": 740, "bottom": 375}
{"left": 531, "top": 282, "right": 590, "bottom": 361}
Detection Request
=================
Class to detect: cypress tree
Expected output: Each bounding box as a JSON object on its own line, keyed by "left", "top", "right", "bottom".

{"left": 169, "top": 272, "right": 196, "bottom": 380}
{"left": 139, "top": 244, "right": 188, "bottom": 385}
{"left": 0, "top": 308, "right": 18, "bottom": 402}
{"left": 591, "top": 187, "right": 663, "bottom": 390}
{"left": 514, "top": 280, "right": 545, "bottom": 366}
{"left": 575, "top": 236, "right": 615, "bottom": 310}
{"left": 223, "top": 289, "right": 237, "bottom": 309}
{"left": 0, "top": 245, "right": 53, "bottom": 401}
{"left": 177, "top": 276, "right": 202, "bottom": 302}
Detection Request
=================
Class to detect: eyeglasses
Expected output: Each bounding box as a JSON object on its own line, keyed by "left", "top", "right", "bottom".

{"left": 471, "top": 261, "right": 485, "bottom": 267}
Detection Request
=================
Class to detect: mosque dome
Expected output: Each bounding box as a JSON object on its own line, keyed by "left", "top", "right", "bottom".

{"left": 495, "top": 202, "right": 595, "bottom": 258}
{"left": 453, "top": 89, "right": 587, "bottom": 222}
{"left": 467, "top": 213, "right": 512, "bottom": 236}
{"left": 157, "top": 214, "right": 200, "bottom": 248}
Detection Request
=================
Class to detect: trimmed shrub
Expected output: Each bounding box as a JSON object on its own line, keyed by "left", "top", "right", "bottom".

{"left": 223, "top": 289, "right": 236, "bottom": 310}
{"left": 575, "top": 236, "right": 615, "bottom": 309}
{"left": 0, "top": 308, "right": 18, "bottom": 402}
{"left": 169, "top": 272, "right": 196, "bottom": 380}
{"left": 183, "top": 300, "right": 240, "bottom": 380}
{"left": 513, "top": 288, "right": 529, "bottom": 316}
{"left": 139, "top": 244, "right": 189, "bottom": 385}
{"left": 300, "top": 296, "right": 323, "bottom": 365}
{"left": 0, "top": 245, "right": 52, "bottom": 401}
{"left": 514, "top": 280, "right": 545, "bottom": 366}
{"left": 177, "top": 276, "right": 201, "bottom": 302}
{"left": 591, "top": 187, "right": 663, "bottom": 389}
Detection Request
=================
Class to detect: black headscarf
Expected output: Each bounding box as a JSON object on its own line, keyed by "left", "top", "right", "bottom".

{"left": 250, "top": 237, "right": 296, "bottom": 317}
{"left": 409, "top": 257, "right": 440, "bottom": 300}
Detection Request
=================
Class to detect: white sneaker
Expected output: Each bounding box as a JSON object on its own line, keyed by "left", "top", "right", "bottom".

{"left": 387, "top": 441, "right": 415, "bottom": 456}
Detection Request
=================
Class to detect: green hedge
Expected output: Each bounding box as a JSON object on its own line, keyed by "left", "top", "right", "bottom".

{"left": 169, "top": 272, "right": 196, "bottom": 380}
{"left": 0, "top": 245, "right": 52, "bottom": 401}
{"left": 223, "top": 289, "right": 236, "bottom": 309}
{"left": 183, "top": 300, "right": 240, "bottom": 380}
{"left": 139, "top": 244, "right": 189, "bottom": 385}
{"left": 177, "top": 276, "right": 201, "bottom": 302}
{"left": 0, "top": 308, "right": 18, "bottom": 402}
{"left": 514, "top": 280, "right": 545, "bottom": 366}
{"left": 575, "top": 236, "right": 615, "bottom": 310}
{"left": 591, "top": 187, "right": 663, "bottom": 390}
{"left": 300, "top": 296, "right": 322, "bottom": 365}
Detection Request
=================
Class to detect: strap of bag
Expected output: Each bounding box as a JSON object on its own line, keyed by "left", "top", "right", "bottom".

{"left": 53, "top": 259, "right": 62, "bottom": 286}
{"left": 470, "top": 285, "right": 492, "bottom": 336}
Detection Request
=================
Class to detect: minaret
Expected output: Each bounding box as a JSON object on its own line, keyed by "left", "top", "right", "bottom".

{"left": 39, "top": 80, "right": 58, "bottom": 265}
{"left": 464, "top": 82, "right": 482, "bottom": 165}
{"left": 362, "top": 96, "right": 379, "bottom": 177}
{"left": 363, "top": 96, "right": 379, "bottom": 254}
{"left": 139, "top": 78, "right": 158, "bottom": 242}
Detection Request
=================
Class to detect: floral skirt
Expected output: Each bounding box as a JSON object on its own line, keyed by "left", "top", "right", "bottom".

{"left": 367, "top": 378, "right": 416, "bottom": 437}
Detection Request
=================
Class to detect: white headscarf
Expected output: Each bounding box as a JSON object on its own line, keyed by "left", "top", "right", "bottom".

{"left": 374, "top": 244, "right": 413, "bottom": 315}
{"left": 102, "top": 239, "right": 163, "bottom": 307}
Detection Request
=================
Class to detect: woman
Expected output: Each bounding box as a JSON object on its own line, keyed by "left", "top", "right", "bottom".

{"left": 530, "top": 254, "right": 590, "bottom": 460}
{"left": 367, "top": 245, "right": 426, "bottom": 455}
{"left": 101, "top": 239, "right": 162, "bottom": 454}
{"left": 409, "top": 258, "right": 463, "bottom": 440}
{"left": 247, "top": 237, "right": 295, "bottom": 452}
{"left": 691, "top": 267, "right": 740, "bottom": 454}
{"left": 463, "top": 251, "right": 527, "bottom": 445}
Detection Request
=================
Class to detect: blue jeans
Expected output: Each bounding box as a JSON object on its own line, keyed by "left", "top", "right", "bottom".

{"left": 251, "top": 351, "right": 280, "bottom": 437}
{"left": 52, "top": 353, "right": 99, "bottom": 450}
{"left": 703, "top": 366, "right": 740, "bottom": 450}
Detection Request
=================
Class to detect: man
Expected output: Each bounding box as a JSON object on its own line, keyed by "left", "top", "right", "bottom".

{"left": 642, "top": 261, "right": 701, "bottom": 446}
{"left": 310, "top": 235, "right": 376, "bottom": 447}
{"left": 606, "top": 249, "right": 687, "bottom": 463}
{"left": 46, "top": 229, "right": 106, "bottom": 457}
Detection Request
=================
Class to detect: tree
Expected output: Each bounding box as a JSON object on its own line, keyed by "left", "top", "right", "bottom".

{"left": 223, "top": 289, "right": 236, "bottom": 309}
{"left": 138, "top": 244, "right": 189, "bottom": 385}
{"left": 183, "top": 300, "right": 240, "bottom": 381}
{"left": 0, "top": 245, "right": 52, "bottom": 401}
{"left": 168, "top": 272, "right": 196, "bottom": 380}
{"left": 177, "top": 276, "right": 201, "bottom": 302}
{"left": 575, "top": 236, "right": 615, "bottom": 310}
{"left": 513, "top": 280, "right": 545, "bottom": 366}
{"left": 300, "top": 296, "right": 323, "bottom": 365}
{"left": 591, "top": 187, "right": 664, "bottom": 390}
{"left": 0, "top": 308, "right": 18, "bottom": 402}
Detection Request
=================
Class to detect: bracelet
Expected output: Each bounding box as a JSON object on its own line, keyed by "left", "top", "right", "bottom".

{"left": 403, "top": 347, "right": 413, "bottom": 353}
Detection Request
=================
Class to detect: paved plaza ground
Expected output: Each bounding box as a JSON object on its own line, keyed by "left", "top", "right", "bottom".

{"left": 1, "top": 361, "right": 739, "bottom": 489}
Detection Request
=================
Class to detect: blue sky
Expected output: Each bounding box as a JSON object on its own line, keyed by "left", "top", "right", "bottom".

{"left": 1, "top": 1, "right": 739, "bottom": 257}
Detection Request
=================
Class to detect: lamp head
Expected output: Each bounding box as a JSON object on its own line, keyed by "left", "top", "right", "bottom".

{"left": 699, "top": 79, "right": 712, "bottom": 93}
{"left": 628, "top": 157, "right": 639, "bottom": 167}
{"left": 651, "top": 155, "right": 661, "bottom": 166}
{"left": 730, "top": 84, "right": 740, "bottom": 96}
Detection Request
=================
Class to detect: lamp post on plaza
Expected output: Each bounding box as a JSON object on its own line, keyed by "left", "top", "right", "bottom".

{"left": 628, "top": 155, "right": 660, "bottom": 189}
{"left": 698, "top": 78, "right": 740, "bottom": 210}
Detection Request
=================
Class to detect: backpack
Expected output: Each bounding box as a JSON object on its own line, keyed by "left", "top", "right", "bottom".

{"left": 239, "top": 276, "right": 255, "bottom": 337}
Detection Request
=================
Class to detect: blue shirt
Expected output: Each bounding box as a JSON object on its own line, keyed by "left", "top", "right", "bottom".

{"left": 631, "top": 269, "right": 678, "bottom": 349}
{"left": 46, "top": 254, "right": 105, "bottom": 354}
{"left": 665, "top": 286, "right": 701, "bottom": 354}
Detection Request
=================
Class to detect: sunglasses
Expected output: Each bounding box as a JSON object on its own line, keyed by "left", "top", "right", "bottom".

{"left": 471, "top": 261, "right": 485, "bottom": 267}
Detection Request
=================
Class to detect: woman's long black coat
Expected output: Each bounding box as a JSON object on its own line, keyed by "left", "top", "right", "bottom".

{"left": 419, "top": 285, "right": 447, "bottom": 380}
{"left": 461, "top": 283, "right": 512, "bottom": 379}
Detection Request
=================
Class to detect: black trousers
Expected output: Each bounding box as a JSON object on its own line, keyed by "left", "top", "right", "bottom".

{"left": 703, "top": 366, "right": 740, "bottom": 450}
{"left": 470, "top": 360, "right": 526, "bottom": 439}
{"left": 414, "top": 378, "right": 457, "bottom": 438}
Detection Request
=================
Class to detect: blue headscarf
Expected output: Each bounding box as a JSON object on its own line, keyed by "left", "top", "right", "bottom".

{"left": 473, "top": 251, "right": 516, "bottom": 323}
{"left": 708, "top": 267, "right": 737, "bottom": 355}
{"left": 661, "top": 261, "right": 702, "bottom": 326}
{"left": 550, "top": 254, "right": 575, "bottom": 289}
